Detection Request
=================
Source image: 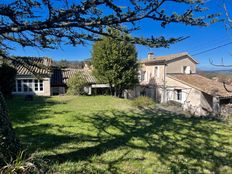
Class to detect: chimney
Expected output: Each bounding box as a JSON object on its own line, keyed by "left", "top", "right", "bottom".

{"left": 83, "top": 61, "right": 91, "bottom": 70}
{"left": 43, "top": 58, "right": 51, "bottom": 66}
{"left": 147, "top": 52, "right": 154, "bottom": 60}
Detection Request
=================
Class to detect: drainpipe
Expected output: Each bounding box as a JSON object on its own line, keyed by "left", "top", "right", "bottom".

{"left": 163, "top": 62, "right": 167, "bottom": 103}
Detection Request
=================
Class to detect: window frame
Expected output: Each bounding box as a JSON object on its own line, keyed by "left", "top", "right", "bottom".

{"left": 154, "top": 66, "right": 159, "bottom": 78}
{"left": 175, "top": 89, "right": 182, "bottom": 101}
{"left": 13, "top": 78, "right": 44, "bottom": 93}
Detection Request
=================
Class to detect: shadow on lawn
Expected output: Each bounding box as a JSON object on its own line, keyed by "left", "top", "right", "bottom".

{"left": 8, "top": 96, "right": 68, "bottom": 124}
{"left": 7, "top": 97, "right": 232, "bottom": 173}
{"left": 40, "top": 108, "right": 232, "bottom": 174}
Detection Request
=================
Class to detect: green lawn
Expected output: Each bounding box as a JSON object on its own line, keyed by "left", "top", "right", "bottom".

{"left": 7, "top": 96, "right": 232, "bottom": 174}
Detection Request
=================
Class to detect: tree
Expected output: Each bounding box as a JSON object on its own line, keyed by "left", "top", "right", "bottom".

{"left": 92, "top": 29, "right": 139, "bottom": 97}
{"left": 53, "top": 60, "right": 84, "bottom": 69}
{"left": 0, "top": 63, "right": 17, "bottom": 98}
{"left": 0, "top": 0, "right": 218, "bottom": 165}
{"left": 0, "top": 0, "right": 218, "bottom": 56}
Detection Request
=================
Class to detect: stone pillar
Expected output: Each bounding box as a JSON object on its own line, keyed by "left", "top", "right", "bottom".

{"left": 213, "top": 97, "right": 220, "bottom": 115}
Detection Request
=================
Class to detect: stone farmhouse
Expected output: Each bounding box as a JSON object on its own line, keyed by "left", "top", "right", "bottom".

{"left": 128, "top": 52, "right": 232, "bottom": 115}
{"left": 10, "top": 57, "right": 109, "bottom": 96}
{"left": 6, "top": 52, "right": 232, "bottom": 116}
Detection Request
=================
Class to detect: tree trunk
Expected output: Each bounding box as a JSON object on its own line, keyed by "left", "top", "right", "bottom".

{"left": 109, "top": 82, "right": 113, "bottom": 96}
{"left": 0, "top": 91, "right": 20, "bottom": 166}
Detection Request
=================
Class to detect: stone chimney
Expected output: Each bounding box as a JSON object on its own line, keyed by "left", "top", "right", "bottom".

{"left": 147, "top": 52, "right": 154, "bottom": 60}
{"left": 43, "top": 57, "right": 51, "bottom": 66}
{"left": 83, "top": 61, "right": 91, "bottom": 70}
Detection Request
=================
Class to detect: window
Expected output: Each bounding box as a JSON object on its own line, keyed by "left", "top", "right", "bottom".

{"left": 140, "top": 71, "right": 145, "bottom": 81}
{"left": 28, "top": 79, "right": 33, "bottom": 92}
{"left": 39, "top": 80, "right": 43, "bottom": 91}
{"left": 175, "top": 89, "right": 182, "bottom": 101}
{"left": 183, "top": 66, "right": 191, "bottom": 74}
{"left": 154, "top": 66, "right": 159, "bottom": 78}
{"left": 23, "top": 80, "right": 28, "bottom": 92}
{"left": 13, "top": 79, "right": 44, "bottom": 93}
{"left": 138, "top": 71, "right": 145, "bottom": 82}
{"left": 34, "top": 80, "right": 38, "bottom": 91}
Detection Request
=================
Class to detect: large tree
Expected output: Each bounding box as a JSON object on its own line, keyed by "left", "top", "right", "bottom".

{"left": 92, "top": 28, "right": 138, "bottom": 97}
{"left": 0, "top": 0, "right": 218, "bottom": 165}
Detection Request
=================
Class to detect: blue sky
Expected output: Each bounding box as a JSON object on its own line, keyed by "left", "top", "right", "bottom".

{"left": 9, "top": 0, "right": 232, "bottom": 70}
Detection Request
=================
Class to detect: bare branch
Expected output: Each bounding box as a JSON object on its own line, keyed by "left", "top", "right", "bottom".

{"left": 223, "top": 82, "right": 232, "bottom": 92}
{"left": 0, "top": 0, "right": 219, "bottom": 54}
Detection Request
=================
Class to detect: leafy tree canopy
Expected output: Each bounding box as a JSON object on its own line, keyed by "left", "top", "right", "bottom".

{"left": 92, "top": 28, "right": 139, "bottom": 97}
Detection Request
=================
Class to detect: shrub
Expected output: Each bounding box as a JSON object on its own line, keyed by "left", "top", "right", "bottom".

{"left": 132, "top": 96, "right": 155, "bottom": 108}
{"left": 0, "top": 63, "right": 17, "bottom": 97}
{"left": 67, "top": 72, "right": 87, "bottom": 95}
{"left": 166, "top": 100, "right": 182, "bottom": 108}
{"left": 0, "top": 151, "right": 50, "bottom": 174}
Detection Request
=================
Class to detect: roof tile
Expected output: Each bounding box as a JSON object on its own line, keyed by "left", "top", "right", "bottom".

{"left": 168, "top": 74, "right": 232, "bottom": 98}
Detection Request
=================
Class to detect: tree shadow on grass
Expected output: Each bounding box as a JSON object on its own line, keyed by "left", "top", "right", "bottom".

{"left": 7, "top": 96, "right": 68, "bottom": 124}
{"left": 42, "top": 108, "right": 232, "bottom": 173}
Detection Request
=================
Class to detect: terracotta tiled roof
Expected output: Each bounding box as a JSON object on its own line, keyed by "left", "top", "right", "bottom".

{"left": 51, "top": 68, "right": 97, "bottom": 86}
{"left": 140, "top": 52, "right": 198, "bottom": 64}
{"left": 168, "top": 74, "right": 232, "bottom": 98}
{"left": 13, "top": 57, "right": 52, "bottom": 76}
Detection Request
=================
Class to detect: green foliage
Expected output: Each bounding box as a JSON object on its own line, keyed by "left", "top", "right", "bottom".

{"left": 0, "top": 63, "right": 17, "bottom": 97}
{"left": 67, "top": 72, "right": 87, "bottom": 95}
{"left": 132, "top": 96, "right": 156, "bottom": 108}
{"left": 0, "top": 151, "right": 50, "bottom": 174}
{"left": 92, "top": 28, "right": 138, "bottom": 96}
{"left": 166, "top": 100, "right": 182, "bottom": 108}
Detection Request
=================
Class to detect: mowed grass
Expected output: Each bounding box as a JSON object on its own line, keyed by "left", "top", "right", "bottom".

{"left": 7, "top": 96, "right": 232, "bottom": 174}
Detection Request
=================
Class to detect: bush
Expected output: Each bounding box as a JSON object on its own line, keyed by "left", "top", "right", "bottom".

{"left": 0, "top": 151, "right": 50, "bottom": 174}
{"left": 67, "top": 72, "right": 87, "bottom": 95}
{"left": 132, "top": 96, "right": 155, "bottom": 108}
{"left": 0, "top": 63, "right": 17, "bottom": 97}
{"left": 165, "top": 100, "right": 182, "bottom": 108}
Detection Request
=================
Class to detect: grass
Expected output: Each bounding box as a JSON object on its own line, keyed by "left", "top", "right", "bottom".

{"left": 7, "top": 95, "right": 232, "bottom": 174}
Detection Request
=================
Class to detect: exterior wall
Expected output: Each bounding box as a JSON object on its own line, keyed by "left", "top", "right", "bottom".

{"left": 12, "top": 75, "right": 51, "bottom": 96}
{"left": 165, "top": 76, "right": 194, "bottom": 103}
{"left": 125, "top": 85, "right": 156, "bottom": 100}
{"left": 43, "top": 78, "right": 51, "bottom": 96}
{"left": 137, "top": 56, "right": 214, "bottom": 115}
{"left": 51, "top": 86, "right": 66, "bottom": 95}
{"left": 164, "top": 77, "right": 213, "bottom": 115}
{"left": 124, "top": 86, "right": 141, "bottom": 99}
{"left": 200, "top": 92, "right": 213, "bottom": 115}
{"left": 166, "top": 56, "right": 196, "bottom": 74}
{"left": 139, "top": 64, "right": 165, "bottom": 85}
